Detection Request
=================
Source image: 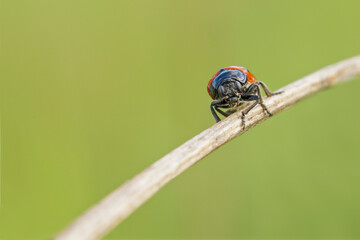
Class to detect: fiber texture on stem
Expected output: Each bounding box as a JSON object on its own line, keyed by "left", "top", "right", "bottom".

{"left": 54, "top": 56, "right": 360, "bottom": 240}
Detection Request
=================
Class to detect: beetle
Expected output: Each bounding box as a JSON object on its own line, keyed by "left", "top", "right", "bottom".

{"left": 207, "top": 66, "right": 281, "bottom": 128}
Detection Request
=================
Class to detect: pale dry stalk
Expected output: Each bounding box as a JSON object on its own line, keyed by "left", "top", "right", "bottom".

{"left": 54, "top": 56, "right": 360, "bottom": 240}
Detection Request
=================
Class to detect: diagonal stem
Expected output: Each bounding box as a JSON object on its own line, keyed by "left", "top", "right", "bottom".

{"left": 53, "top": 55, "right": 360, "bottom": 240}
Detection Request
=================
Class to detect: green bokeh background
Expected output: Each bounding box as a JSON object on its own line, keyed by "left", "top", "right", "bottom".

{"left": 1, "top": 0, "right": 360, "bottom": 239}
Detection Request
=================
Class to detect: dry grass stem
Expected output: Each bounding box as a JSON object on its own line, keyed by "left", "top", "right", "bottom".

{"left": 54, "top": 55, "right": 360, "bottom": 240}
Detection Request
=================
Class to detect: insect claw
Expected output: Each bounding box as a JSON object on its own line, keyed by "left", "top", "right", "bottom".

{"left": 241, "top": 112, "right": 246, "bottom": 130}
{"left": 272, "top": 90, "right": 283, "bottom": 96}
{"left": 260, "top": 103, "right": 272, "bottom": 116}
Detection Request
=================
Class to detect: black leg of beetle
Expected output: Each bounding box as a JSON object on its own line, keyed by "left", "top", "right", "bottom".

{"left": 241, "top": 113, "right": 245, "bottom": 130}
{"left": 257, "top": 81, "right": 283, "bottom": 97}
{"left": 260, "top": 103, "right": 272, "bottom": 116}
{"left": 210, "top": 100, "right": 222, "bottom": 122}
{"left": 211, "top": 100, "right": 232, "bottom": 122}
{"left": 225, "top": 109, "right": 237, "bottom": 115}
{"left": 211, "top": 99, "right": 233, "bottom": 122}
{"left": 238, "top": 95, "right": 259, "bottom": 130}
{"left": 215, "top": 106, "right": 230, "bottom": 118}
{"left": 254, "top": 84, "right": 273, "bottom": 116}
{"left": 242, "top": 95, "right": 260, "bottom": 114}
{"left": 245, "top": 84, "right": 272, "bottom": 116}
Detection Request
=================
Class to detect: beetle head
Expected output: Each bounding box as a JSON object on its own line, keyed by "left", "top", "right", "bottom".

{"left": 218, "top": 78, "right": 243, "bottom": 99}
{"left": 217, "top": 70, "right": 247, "bottom": 98}
{"left": 208, "top": 69, "right": 247, "bottom": 100}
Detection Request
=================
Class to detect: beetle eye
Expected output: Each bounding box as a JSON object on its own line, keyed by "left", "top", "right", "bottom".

{"left": 218, "top": 85, "right": 225, "bottom": 97}
{"left": 235, "top": 80, "right": 242, "bottom": 91}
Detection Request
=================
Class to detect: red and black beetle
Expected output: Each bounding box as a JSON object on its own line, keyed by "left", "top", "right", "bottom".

{"left": 207, "top": 66, "right": 281, "bottom": 128}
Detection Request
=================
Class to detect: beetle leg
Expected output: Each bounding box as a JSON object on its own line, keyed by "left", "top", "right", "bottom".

{"left": 245, "top": 84, "right": 272, "bottom": 116}
{"left": 237, "top": 95, "right": 259, "bottom": 129}
{"left": 257, "top": 81, "right": 283, "bottom": 97}
{"left": 211, "top": 97, "right": 234, "bottom": 122}
{"left": 215, "top": 106, "right": 231, "bottom": 118}
{"left": 242, "top": 95, "right": 260, "bottom": 114}
{"left": 225, "top": 109, "right": 237, "bottom": 115}
{"left": 211, "top": 100, "right": 231, "bottom": 122}
{"left": 254, "top": 84, "right": 272, "bottom": 116}
{"left": 210, "top": 100, "right": 222, "bottom": 122}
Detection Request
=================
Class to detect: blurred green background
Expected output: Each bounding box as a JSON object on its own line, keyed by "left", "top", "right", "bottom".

{"left": 1, "top": 0, "right": 360, "bottom": 239}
